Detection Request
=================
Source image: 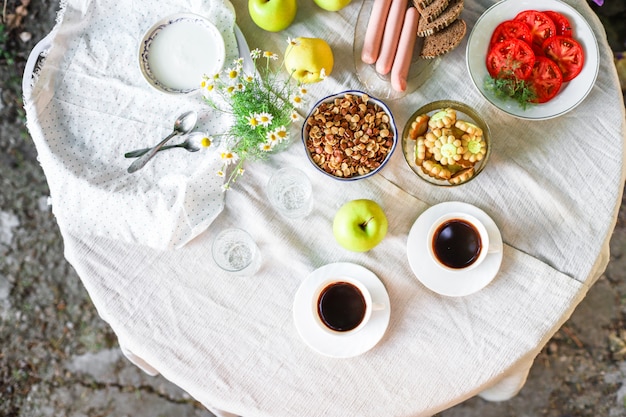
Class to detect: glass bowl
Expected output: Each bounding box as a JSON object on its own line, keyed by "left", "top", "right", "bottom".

{"left": 401, "top": 100, "right": 491, "bottom": 186}
{"left": 301, "top": 90, "right": 397, "bottom": 181}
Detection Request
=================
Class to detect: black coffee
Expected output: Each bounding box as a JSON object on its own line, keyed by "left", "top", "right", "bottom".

{"left": 317, "top": 281, "right": 366, "bottom": 332}
{"left": 432, "top": 219, "right": 482, "bottom": 269}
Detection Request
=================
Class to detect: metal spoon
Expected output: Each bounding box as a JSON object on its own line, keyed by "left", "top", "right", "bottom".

{"left": 127, "top": 110, "right": 198, "bottom": 173}
{"left": 124, "top": 131, "right": 208, "bottom": 158}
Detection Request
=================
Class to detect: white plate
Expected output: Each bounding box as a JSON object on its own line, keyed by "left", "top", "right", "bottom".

{"left": 407, "top": 201, "right": 503, "bottom": 297}
{"left": 139, "top": 13, "right": 226, "bottom": 94}
{"left": 293, "top": 262, "right": 391, "bottom": 358}
{"left": 466, "top": 0, "right": 599, "bottom": 120}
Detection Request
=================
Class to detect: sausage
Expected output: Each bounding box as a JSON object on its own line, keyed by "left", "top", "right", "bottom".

{"left": 361, "top": 0, "right": 393, "bottom": 64}
{"left": 391, "top": 7, "right": 419, "bottom": 92}
{"left": 375, "top": 0, "right": 408, "bottom": 75}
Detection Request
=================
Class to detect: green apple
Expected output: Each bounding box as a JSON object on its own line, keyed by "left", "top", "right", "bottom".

{"left": 284, "top": 37, "right": 334, "bottom": 83}
{"left": 333, "top": 199, "right": 388, "bottom": 252}
{"left": 313, "top": 0, "right": 352, "bottom": 11}
{"left": 248, "top": 0, "right": 297, "bottom": 32}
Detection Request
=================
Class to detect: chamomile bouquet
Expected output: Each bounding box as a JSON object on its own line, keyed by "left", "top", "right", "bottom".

{"left": 201, "top": 45, "right": 315, "bottom": 190}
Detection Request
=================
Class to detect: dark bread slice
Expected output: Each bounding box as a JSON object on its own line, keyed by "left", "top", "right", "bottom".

{"left": 414, "top": 0, "right": 450, "bottom": 23}
{"left": 417, "top": 0, "right": 464, "bottom": 37}
{"left": 413, "top": 0, "right": 436, "bottom": 9}
{"left": 419, "top": 18, "right": 467, "bottom": 59}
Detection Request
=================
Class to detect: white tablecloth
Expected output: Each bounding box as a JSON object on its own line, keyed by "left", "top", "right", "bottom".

{"left": 25, "top": 0, "right": 626, "bottom": 416}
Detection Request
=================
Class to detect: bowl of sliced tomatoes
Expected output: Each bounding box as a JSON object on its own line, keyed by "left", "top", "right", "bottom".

{"left": 466, "top": 0, "right": 599, "bottom": 120}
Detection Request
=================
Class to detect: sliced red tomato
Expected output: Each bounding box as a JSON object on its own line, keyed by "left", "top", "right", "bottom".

{"left": 514, "top": 10, "right": 557, "bottom": 54}
{"left": 528, "top": 56, "right": 563, "bottom": 103}
{"left": 543, "top": 10, "right": 573, "bottom": 37}
{"left": 542, "top": 35, "right": 584, "bottom": 81}
{"left": 489, "top": 20, "right": 532, "bottom": 47}
{"left": 486, "top": 38, "right": 536, "bottom": 80}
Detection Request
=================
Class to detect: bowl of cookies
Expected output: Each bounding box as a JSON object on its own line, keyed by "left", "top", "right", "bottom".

{"left": 401, "top": 100, "right": 491, "bottom": 186}
{"left": 302, "top": 90, "right": 397, "bottom": 181}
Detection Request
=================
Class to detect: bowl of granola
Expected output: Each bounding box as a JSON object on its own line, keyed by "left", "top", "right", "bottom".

{"left": 301, "top": 90, "right": 397, "bottom": 181}
{"left": 401, "top": 100, "right": 491, "bottom": 186}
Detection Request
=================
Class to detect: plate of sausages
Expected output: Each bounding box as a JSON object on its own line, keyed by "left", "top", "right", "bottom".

{"left": 354, "top": 0, "right": 441, "bottom": 99}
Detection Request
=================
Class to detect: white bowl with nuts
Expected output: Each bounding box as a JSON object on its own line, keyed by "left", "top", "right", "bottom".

{"left": 402, "top": 100, "right": 491, "bottom": 186}
{"left": 302, "top": 90, "right": 397, "bottom": 181}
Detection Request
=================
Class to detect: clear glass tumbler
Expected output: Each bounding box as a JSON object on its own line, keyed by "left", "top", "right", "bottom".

{"left": 266, "top": 167, "right": 313, "bottom": 219}
{"left": 212, "top": 228, "right": 261, "bottom": 277}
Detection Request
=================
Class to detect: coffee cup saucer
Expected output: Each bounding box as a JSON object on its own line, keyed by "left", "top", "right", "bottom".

{"left": 407, "top": 201, "right": 503, "bottom": 297}
{"left": 293, "top": 262, "right": 390, "bottom": 358}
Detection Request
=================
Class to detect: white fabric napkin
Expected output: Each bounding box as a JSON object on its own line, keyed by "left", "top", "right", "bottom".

{"left": 25, "top": 0, "right": 242, "bottom": 249}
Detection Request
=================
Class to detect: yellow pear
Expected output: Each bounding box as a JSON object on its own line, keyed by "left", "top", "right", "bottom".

{"left": 284, "top": 37, "right": 334, "bottom": 83}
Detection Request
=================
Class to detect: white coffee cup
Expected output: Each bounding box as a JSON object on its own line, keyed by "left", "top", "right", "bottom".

{"left": 312, "top": 276, "right": 384, "bottom": 334}
{"left": 427, "top": 212, "right": 501, "bottom": 272}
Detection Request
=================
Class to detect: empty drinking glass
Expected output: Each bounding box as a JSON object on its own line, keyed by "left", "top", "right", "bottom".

{"left": 212, "top": 228, "right": 261, "bottom": 277}
{"left": 266, "top": 167, "right": 313, "bottom": 219}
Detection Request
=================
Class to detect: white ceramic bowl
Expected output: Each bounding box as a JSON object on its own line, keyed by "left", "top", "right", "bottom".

{"left": 301, "top": 90, "right": 397, "bottom": 181}
{"left": 466, "top": 0, "right": 599, "bottom": 120}
{"left": 138, "top": 13, "right": 225, "bottom": 94}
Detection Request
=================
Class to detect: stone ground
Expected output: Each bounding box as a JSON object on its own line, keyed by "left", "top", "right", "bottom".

{"left": 1, "top": 1, "right": 625, "bottom": 416}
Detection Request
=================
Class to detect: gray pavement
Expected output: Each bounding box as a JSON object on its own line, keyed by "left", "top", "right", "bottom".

{"left": 2, "top": 1, "right": 626, "bottom": 416}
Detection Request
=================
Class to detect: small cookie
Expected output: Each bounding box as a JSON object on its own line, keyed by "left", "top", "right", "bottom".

{"left": 428, "top": 108, "right": 456, "bottom": 129}
{"left": 409, "top": 114, "right": 430, "bottom": 139}
{"left": 449, "top": 167, "right": 474, "bottom": 185}
{"left": 421, "top": 159, "right": 452, "bottom": 180}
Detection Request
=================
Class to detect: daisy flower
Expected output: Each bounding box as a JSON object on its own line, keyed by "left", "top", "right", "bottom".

{"left": 227, "top": 67, "right": 239, "bottom": 79}
{"left": 292, "top": 95, "right": 304, "bottom": 107}
{"left": 263, "top": 51, "right": 278, "bottom": 60}
{"left": 250, "top": 48, "right": 262, "bottom": 59}
{"left": 287, "top": 37, "right": 299, "bottom": 46}
{"left": 217, "top": 170, "right": 225, "bottom": 178}
{"left": 257, "top": 112, "right": 273, "bottom": 126}
{"left": 259, "top": 142, "right": 273, "bottom": 152}
{"left": 201, "top": 136, "right": 214, "bottom": 148}
{"left": 201, "top": 80, "right": 215, "bottom": 95}
{"left": 266, "top": 129, "right": 280, "bottom": 145}
{"left": 275, "top": 126, "right": 288, "bottom": 142}
{"left": 220, "top": 150, "right": 239, "bottom": 165}
{"left": 247, "top": 114, "right": 260, "bottom": 129}
{"left": 290, "top": 110, "right": 300, "bottom": 122}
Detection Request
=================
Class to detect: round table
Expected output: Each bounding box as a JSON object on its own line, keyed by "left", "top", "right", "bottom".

{"left": 24, "top": 0, "right": 626, "bottom": 415}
